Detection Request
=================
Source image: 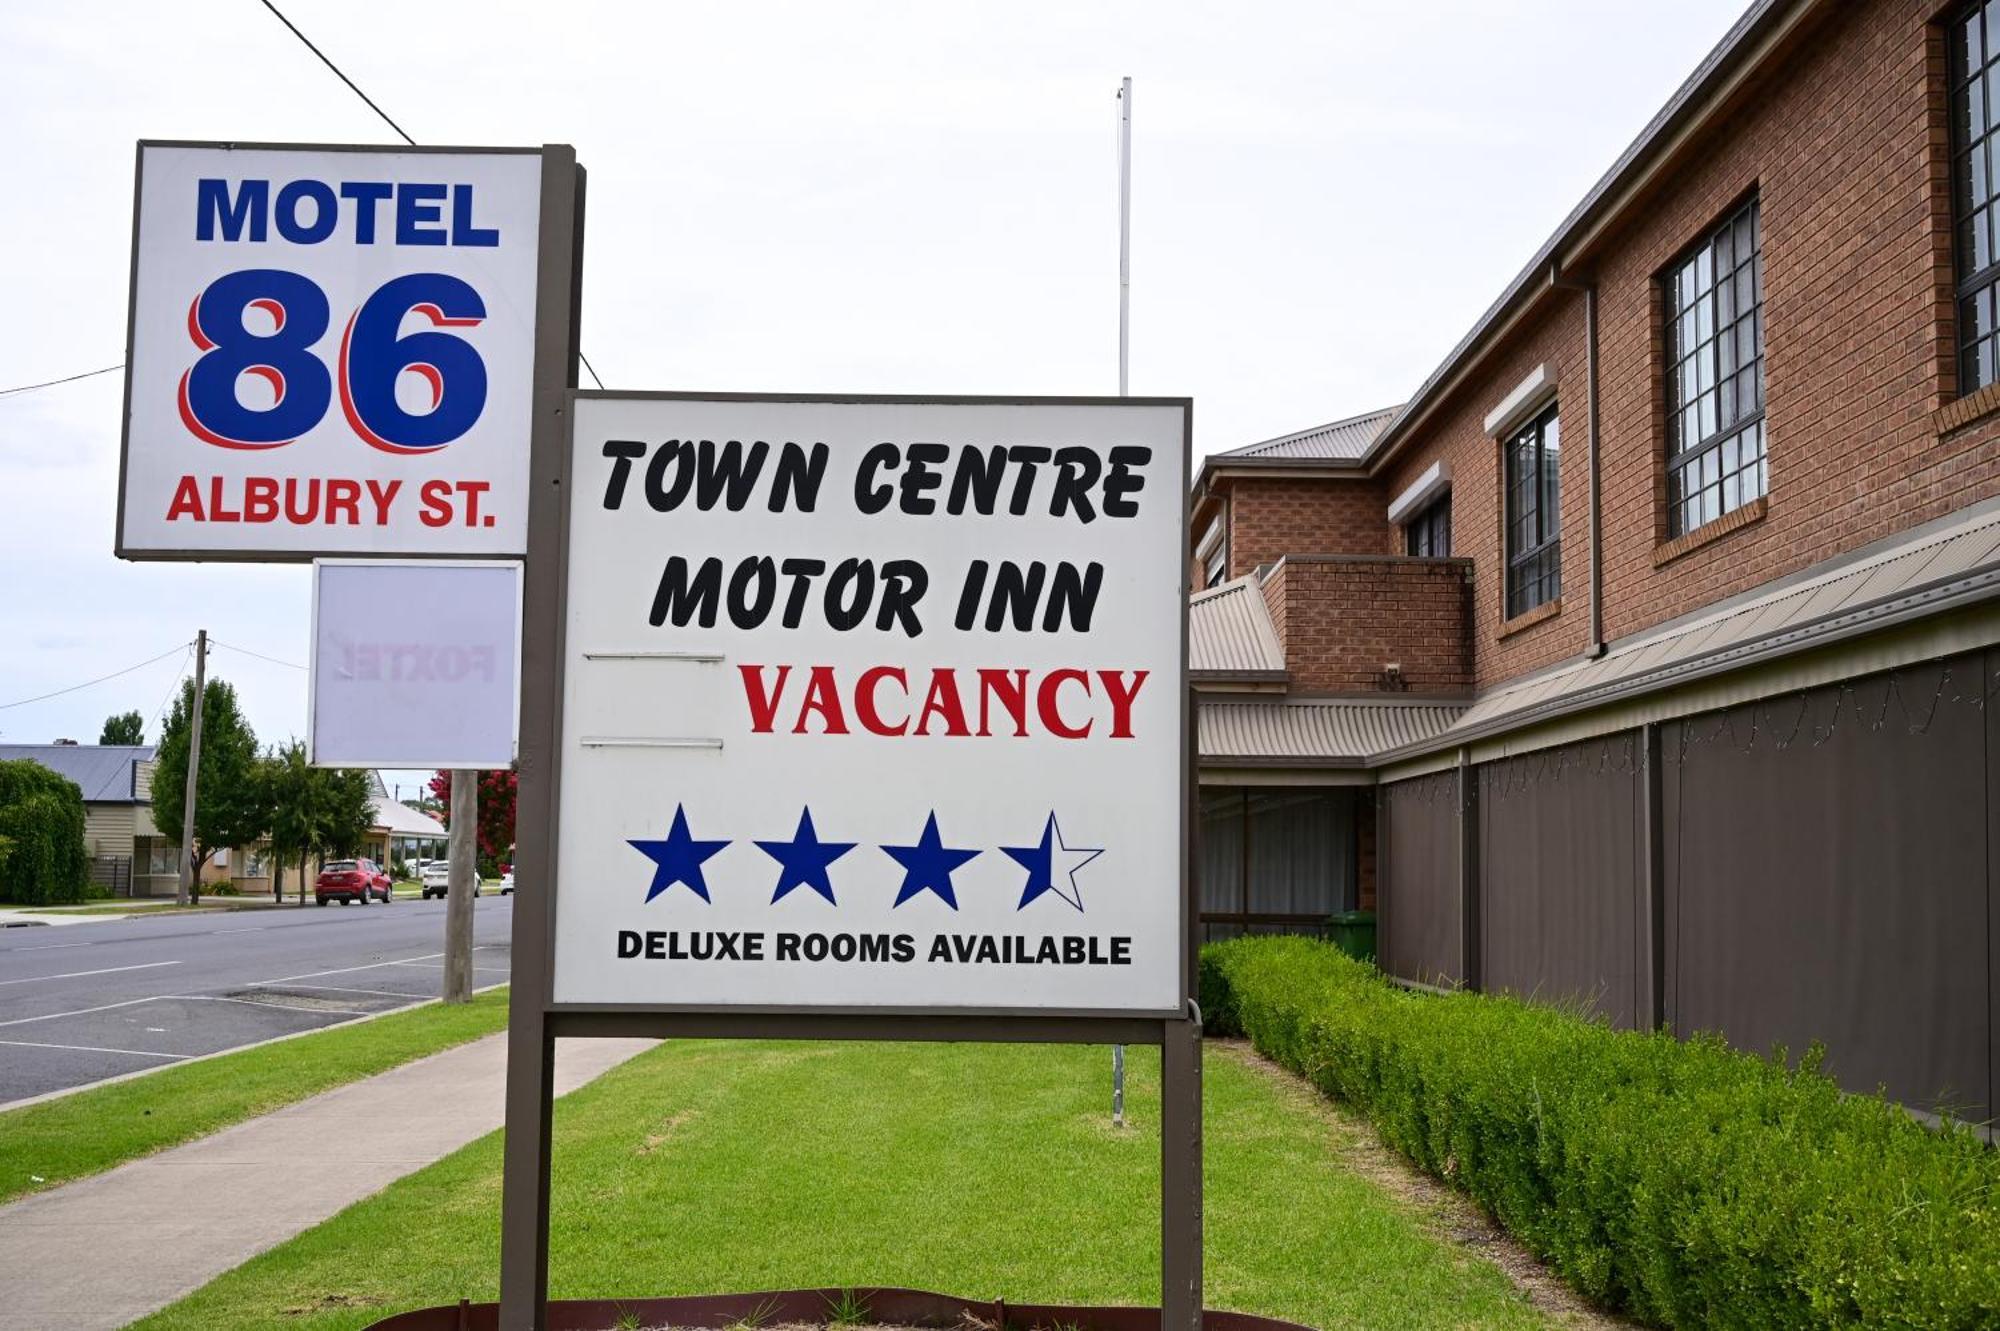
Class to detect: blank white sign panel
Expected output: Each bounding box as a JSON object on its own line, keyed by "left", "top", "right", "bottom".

{"left": 310, "top": 560, "right": 520, "bottom": 769}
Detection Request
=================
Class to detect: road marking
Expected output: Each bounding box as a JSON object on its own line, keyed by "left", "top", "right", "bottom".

{"left": 11, "top": 941, "right": 92, "bottom": 952}
{"left": 0, "top": 997, "right": 166, "bottom": 1028}
{"left": 262, "top": 983, "right": 421, "bottom": 999}
{"left": 215, "top": 927, "right": 263, "bottom": 935}
{"left": 0, "top": 1038, "right": 188, "bottom": 1061}
{"left": 388, "top": 960, "right": 507, "bottom": 972}
{"left": 249, "top": 952, "right": 444, "bottom": 986}
{"left": 179, "top": 995, "right": 370, "bottom": 1017}
{"left": 0, "top": 960, "right": 180, "bottom": 988}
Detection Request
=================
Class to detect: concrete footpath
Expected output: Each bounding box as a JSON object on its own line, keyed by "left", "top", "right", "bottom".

{"left": 0, "top": 1031, "right": 654, "bottom": 1330}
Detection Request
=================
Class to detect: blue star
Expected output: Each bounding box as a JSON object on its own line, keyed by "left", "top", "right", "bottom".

{"left": 1003, "top": 813, "right": 1103, "bottom": 912}
{"left": 881, "top": 811, "right": 980, "bottom": 910}
{"left": 755, "top": 807, "right": 855, "bottom": 904}
{"left": 628, "top": 804, "right": 730, "bottom": 903}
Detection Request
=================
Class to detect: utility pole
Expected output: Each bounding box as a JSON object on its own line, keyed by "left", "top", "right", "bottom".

{"left": 1113, "top": 74, "right": 1132, "bottom": 1129}
{"left": 443, "top": 768, "right": 477, "bottom": 1003}
{"left": 176, "top": 629, "right": 207, "bottom": 908}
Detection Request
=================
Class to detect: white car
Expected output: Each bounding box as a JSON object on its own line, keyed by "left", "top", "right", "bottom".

{"left": 420, "top": 863, "right": 480, "bottom": 900}
{"left": 500, "top": 868, "right": 515, "bottom": 895}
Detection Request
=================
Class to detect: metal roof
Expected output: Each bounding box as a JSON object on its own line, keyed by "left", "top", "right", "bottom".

{"left": 371, "top": 796, "right": 447, "bottom": 839}
{"left": 0, "top": 744, "right": 154, "bottom": 804}
{"left": 1201, "top": 699, "right": 1466, "bottom": 765}
{"left": 1189, "top": 577, "right": 1286, "bottom": 678}
{"left": 1382, "top": 496, "right": 2000, "bottom": 760}
{"left": 1216, "top": 406, "right": 1400, "bottom": 463}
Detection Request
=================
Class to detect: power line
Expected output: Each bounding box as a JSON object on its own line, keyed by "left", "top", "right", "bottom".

{"left": 254, "top": 0, "right": 608, "bottom": 390}
{"left": 0, "top": 643, "right": 193, "bottom": 712}
{"left": 84, "top": 646, "right": 193, "bottom": 801}
{"left": 210, "top": 639, "right": 305, "bottom": 671}
{"left": 5, "top": 6, "right": 607, "bottom": 410}
{"left": 256, "top": 0, "right": 414, "bottom": 145}
{"left": 0, "top": 364, "right": 124, "bottom": 398}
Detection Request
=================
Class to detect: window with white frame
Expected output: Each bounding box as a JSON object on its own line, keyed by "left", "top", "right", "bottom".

{"left": 1504, "top": 404, "right": 1562, "bottom": 617}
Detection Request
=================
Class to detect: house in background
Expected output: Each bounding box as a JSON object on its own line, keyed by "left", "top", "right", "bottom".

{"left": 0, "top": 743, "right": 446, "bottom": 896}
{"left": 1193, "top": 0, "right": 2000, "bottom": 1125}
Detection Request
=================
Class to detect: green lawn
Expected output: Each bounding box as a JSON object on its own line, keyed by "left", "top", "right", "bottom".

{"left": 132, "top": 1040, "right": 1548, "bottom": 1331}
{"left": 0, "top": 988, "right": 509, "bottom": 1205}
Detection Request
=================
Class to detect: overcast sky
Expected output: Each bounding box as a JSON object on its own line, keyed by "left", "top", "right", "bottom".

{"left": 0, "top": 0, "right": 1748, "bottom": 776}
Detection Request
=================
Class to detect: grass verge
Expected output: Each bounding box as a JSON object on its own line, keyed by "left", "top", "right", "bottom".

{"left": 131, "top": 1039, "right": 1550, "bottom": 1331}
{"left": 0, "top": 987, "right": 508, "bottom": 1206}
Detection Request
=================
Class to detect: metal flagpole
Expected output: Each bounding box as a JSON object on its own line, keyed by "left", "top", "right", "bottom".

{"left": 1113, "top": 74, "right": 1132, "bottom": 1129}
{"left": 1119, "top": 76, "right": 1132, "bottom": 398}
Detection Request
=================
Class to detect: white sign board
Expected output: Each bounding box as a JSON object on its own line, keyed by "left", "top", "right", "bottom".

{"left": 309, "top": 560, "right": 521, "bottom": 769}
{"left": 551, "top": 395, "right": 1189, "bottom": 1014}
{"left": 117, "top": 142, "right": 545, "bottom": 560}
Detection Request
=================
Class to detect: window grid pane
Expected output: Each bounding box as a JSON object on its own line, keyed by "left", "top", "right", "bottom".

{"left": 1664, "top": 196, "right": 1764, "bottom": 536}
{"left": 1505, "top": 405, "right": 1561, "bottom": 618}
{"left": 1953, "top": 0, "right": 2000, "bottom": 395}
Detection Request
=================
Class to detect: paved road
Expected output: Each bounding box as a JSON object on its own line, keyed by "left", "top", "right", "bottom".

{"left": 0, "top": 896, "right": 513, "bottom": 1105}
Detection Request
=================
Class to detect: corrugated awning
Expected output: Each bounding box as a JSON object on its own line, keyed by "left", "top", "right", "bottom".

{"left": 1200, "top": 698, "right": 1465, "bottom": 766}
{"left": 1190, "top": 577, "right": 1286, "bottom": 680}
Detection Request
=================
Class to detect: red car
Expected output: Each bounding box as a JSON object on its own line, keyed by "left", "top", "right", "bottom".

{"left": 315, "top": 857, "right": 393, "bottom": 906}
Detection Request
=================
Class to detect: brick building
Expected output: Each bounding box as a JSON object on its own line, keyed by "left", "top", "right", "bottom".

{"left": 1192, "top": 0, "right": 2000, "bottom": 1122}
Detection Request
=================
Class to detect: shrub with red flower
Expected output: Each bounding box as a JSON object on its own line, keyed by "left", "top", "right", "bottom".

{"left": 428, "top": 766, "right": 518, "bottom": 858}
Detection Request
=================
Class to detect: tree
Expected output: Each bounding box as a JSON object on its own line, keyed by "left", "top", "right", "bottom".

{"left": 152, "top": 677, "right": 267, "bottom": 897}
{"left": 428, "top": 765, "right": 517, "bottom": 860}
{"left": 263, "top": 741, "right": 375, "bottom": 903}
{"left": 99, "top": 711, "right": 146, "bottom": 745}
{"left": 0, "top": 759, "right": 90, "bottom": 905}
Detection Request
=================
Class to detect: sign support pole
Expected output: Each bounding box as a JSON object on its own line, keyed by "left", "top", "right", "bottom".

{"left": 1161, "top": 1008, "right": 1203, "bottom": 1331}
{"left": 499, "top": 144, "right": 585, "bottom": 1331}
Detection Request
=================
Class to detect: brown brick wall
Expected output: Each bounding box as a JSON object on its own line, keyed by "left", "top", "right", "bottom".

{"left": 1263, "top": 556, "right": 1474, "bottom": 694}
{"left": 1380, "top": 0, "right": 2000, "bottom": 694}
{"left": 1225, "top": 475, "right": 1392, "bottom": 579}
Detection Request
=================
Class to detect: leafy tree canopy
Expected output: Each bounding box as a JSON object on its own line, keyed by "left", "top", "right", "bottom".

{"left": 152, "top": 677, "right": 267, "bottom": 883}
{"left": 99, "top": 711, "right": 146, "bottom": 745}
{"left": 264, "top": 741, "right": 376, "bottom": 874}
{"left": 0, "top": 759, "right": 90, "bottom": 905}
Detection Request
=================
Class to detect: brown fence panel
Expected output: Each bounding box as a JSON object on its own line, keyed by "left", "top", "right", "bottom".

{"left": 1666, "top": 654, "right": 1992, "bottom": 1119}
{"left": 1379, "top": 771, "right": 1462, "bottom": 985}
{"left": 1477, "top": 734, "right": 1643, "bottom": 1028}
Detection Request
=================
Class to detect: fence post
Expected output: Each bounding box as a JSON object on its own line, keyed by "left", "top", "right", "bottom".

{"left": 1457, "top": 747, "right": 1480, "bottom": 991}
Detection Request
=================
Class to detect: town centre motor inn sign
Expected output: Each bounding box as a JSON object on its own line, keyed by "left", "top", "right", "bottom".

{"left": 550, "top": 394, "right": 1191, "bottom": 1014}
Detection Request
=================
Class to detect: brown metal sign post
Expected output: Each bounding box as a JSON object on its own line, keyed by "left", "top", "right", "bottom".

{"left": 495, "top": 179, "right": 1199, "bottom": 1331}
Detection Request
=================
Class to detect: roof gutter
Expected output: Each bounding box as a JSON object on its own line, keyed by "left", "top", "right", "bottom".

{"left": 1358, "top": 0, "right": 1824, "bottom": 478}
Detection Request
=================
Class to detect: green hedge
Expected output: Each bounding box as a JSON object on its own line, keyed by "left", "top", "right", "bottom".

{"left": 0, "top": 759, "right": 90, "bottom": 905}
{"left": 1201, "top": 935, "right": 2000, "bottom": 1330}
